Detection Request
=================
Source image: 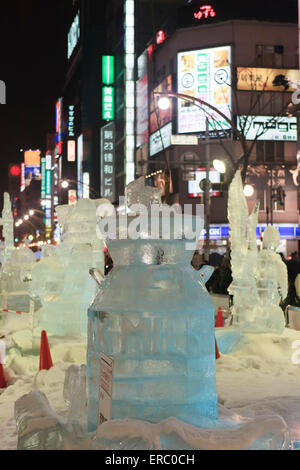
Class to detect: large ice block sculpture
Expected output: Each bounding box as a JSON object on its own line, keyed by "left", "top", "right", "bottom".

{"left": 87, "top": 208, "right": 217, "bottom": 432}
{"left": 30, "top": 198, "right": 113, "bottom": 336}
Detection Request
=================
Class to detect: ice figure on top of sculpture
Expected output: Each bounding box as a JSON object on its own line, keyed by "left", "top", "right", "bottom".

{"left": 87, "top": 176, "right": 217, "bottom": 432}
{"left": 251, "top": 225, "right": 287, "bottom": 334}
{"left": 30, "top": 198, "right": 114, "bottom": 337}
{"left": 227, "top": 171, "right": 260, "bottom": 329}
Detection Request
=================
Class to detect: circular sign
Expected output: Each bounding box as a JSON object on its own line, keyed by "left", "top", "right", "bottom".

{"left": 214, "top": 69, "right": 228, "bottom": 85}
{"left": 181, "top": 73, "right": 195, "bottom": 89}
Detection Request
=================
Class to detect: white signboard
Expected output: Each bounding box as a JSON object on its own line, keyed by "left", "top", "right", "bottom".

{"left": 149, "top": 122, "right": 172, "bottom": 157}
{"left": 237, "top": 115, "right": 297, "bottom": 141}
{"left": 68, "top": 12, "right": 80, "bottom": 59}
{"left": 98, "top": 353, "right": 114, "bottom": 426}
{"left": 188, "top": 168, "right": 221, "bottom": 197}
{"left": 177, "top": 45, "right": 232, "bottom": 134}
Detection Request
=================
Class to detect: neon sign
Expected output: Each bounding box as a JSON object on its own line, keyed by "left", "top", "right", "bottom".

{"left": 194, "top": 5, "right": 216, "bottom": 20}
{"left": 156, "top": 30, "right": 166, "bottom": 45}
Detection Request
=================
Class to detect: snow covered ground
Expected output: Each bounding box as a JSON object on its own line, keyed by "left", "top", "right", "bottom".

{"left": 0, "top": 309, "right": 300, "bottom": 450}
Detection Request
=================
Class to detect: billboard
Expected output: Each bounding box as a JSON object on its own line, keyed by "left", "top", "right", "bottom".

{"left": 24, "top": 150, "right": 41, "bottom": 166}
{"left": 150, "top": 75, "right": 172, "bottom": 134}
{"left": 149, "top": 122, "right": 172, "bottom": 157}
{"left": 177, "top": 45, "right": 232, "bottom": 134}
{"left": 236, "top": 67, "right": 300, "bottom": 92}
{"left": 188, "top": 168, "right": 221, "bottom": 198}
{"left": 136, "top": 73, "right": 149, "bottom": 147}
{"left": 237, "top": 115, "right": 297, "bottom": 141}
{"left": 68, "top": 11, "right": 80, "bottom": 59}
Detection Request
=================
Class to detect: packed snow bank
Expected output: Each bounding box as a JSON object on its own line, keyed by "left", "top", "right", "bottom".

{"left": 0, "top": 327, "right": 299, "bottom": 450}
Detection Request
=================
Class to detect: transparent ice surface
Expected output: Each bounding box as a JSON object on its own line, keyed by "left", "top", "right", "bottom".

{"left": 228, "top": 171, "right": 286, "bottom": 334}
{"left": 30, "top": 198, "right": 112, "bottom": 336}
{"left": 87, "top": 211, "right": 218, "bottom": 432}
{"left": 14, "top": 390, "right": 91, "bottom": 450}
{"left": 64, "top": 364, "right": 87, "bottom": 432}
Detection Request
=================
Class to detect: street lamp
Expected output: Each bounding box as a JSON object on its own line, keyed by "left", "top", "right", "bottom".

{"left": 213, "top": 159, "right": 226, "bottom": 174}
{"left": 61, "top": 180, "right": 69, "bottom": 189}
{"left": 244, "top": 184, "right": 254, "bottom": 197}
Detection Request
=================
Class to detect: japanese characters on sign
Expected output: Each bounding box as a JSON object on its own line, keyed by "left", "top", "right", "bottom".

{"left": 102, "top": 86, "right": 114, "bottom": 120}
{"left": 194, "top": 5, "right": 216, "bottom": 20}
{"left": 68, "top": 105, "right": 75, "bottom": 137}
{"left": 102, "top": 55, "right": 115, "bottom": 121}
{"left": 237, "top": 67, "right": 300, "bottom": 92}
{"left": 101, "top": 122, "right": 116, "bottom": 201}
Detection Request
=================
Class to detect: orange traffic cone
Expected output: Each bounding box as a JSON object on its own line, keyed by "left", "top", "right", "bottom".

{"left": 39, "top": 330, "right": 53, "bottom": 371}
{"left": 215, "top": 337, "right": 220, "bottom": 360}
{"left": 0, "top": 363, "right": 7, "bottom": 388}
{"left": 215, "top": 307, "right": 224, "bottom": 328}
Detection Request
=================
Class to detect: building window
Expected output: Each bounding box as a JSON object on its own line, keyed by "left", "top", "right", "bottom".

{"left": 256, "top": 141, "right": 284, "bottom": 163}
{"left": 255, "top": 45, "right": 284, "bottom": 67}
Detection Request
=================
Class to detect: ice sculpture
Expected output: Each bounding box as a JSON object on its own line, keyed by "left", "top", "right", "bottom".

{"left": 125, "top": 176, "right": 163, "bottom": 210}
{"left": 252, "top": 226, "right": 287, "bottom": 334}
{"left": 14, "top": 387, "right": 291, "bottom": 450}
{"left": 228, "top": 171, "right": 259, "bottom": 328}
{"left": 15, "top": 389, "right": 91, "bottom": 450}
{"left": 0, "top": 193, "right": 14, "bottom": 264}
{"left": 30, "top": 198, "right": 113, "bottom": 337}
{"left": 228, "top": 171, "right": 287, "bottom": 334}
{"left": 86, "top": 179, "right": 218, "bottom": 432}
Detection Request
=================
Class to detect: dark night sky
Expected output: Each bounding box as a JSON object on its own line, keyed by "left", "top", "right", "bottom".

{"left": 0, "top": 0, "right": 68, "bottom": 200}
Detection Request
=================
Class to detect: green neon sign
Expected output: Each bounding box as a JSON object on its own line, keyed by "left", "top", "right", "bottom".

{"left": 41, "top": 156, "right": 46, "bottom": 198}
{"left": 102, "top": 56, "right": 114, "bottom": 85}
{"left": 102, "top": 86, "right": 114, "bottom": 120}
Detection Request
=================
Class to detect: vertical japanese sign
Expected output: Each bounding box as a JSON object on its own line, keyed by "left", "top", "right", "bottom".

{"left": 77, "top": 134, "right": 83, "bottom": 199}
{"left": 101, "top": 122, "right": 116, "bottom": 201}
{"left": 98, "top": 352, "right": 114, "bottom": 426}
{"left": 41, "top": 156, "right": 46, "bottom": 201}
{"left": 102, "top": 56, "right": 115, "bottom": 121}
{"left": 45, "top": 153, "right": 52, "bottom": 238}
{"left": 68, "top": 105, "right": 75, "bottom": 138}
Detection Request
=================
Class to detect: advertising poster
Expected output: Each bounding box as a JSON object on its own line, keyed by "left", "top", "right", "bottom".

{"left": 177, "top": 45, "right": 232, "bottom": 134}
{"left": 237, "top": 67, "right": 300, "bottom": 92}
{"left": 136, "top": 73, "right": 149, "bottom": 147}
{"left": 150, "top": 75, "right": 172, "bottom": 134}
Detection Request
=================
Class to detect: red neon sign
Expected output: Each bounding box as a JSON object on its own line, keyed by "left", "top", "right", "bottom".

{"left": 194, "top": 5, "right": 216, "bottom": 20}
{"left": 156, "top": 30, "right": 166, "bottom": 45}
{"left": 9, "top": 165, "right": 21, "bottom": 177}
